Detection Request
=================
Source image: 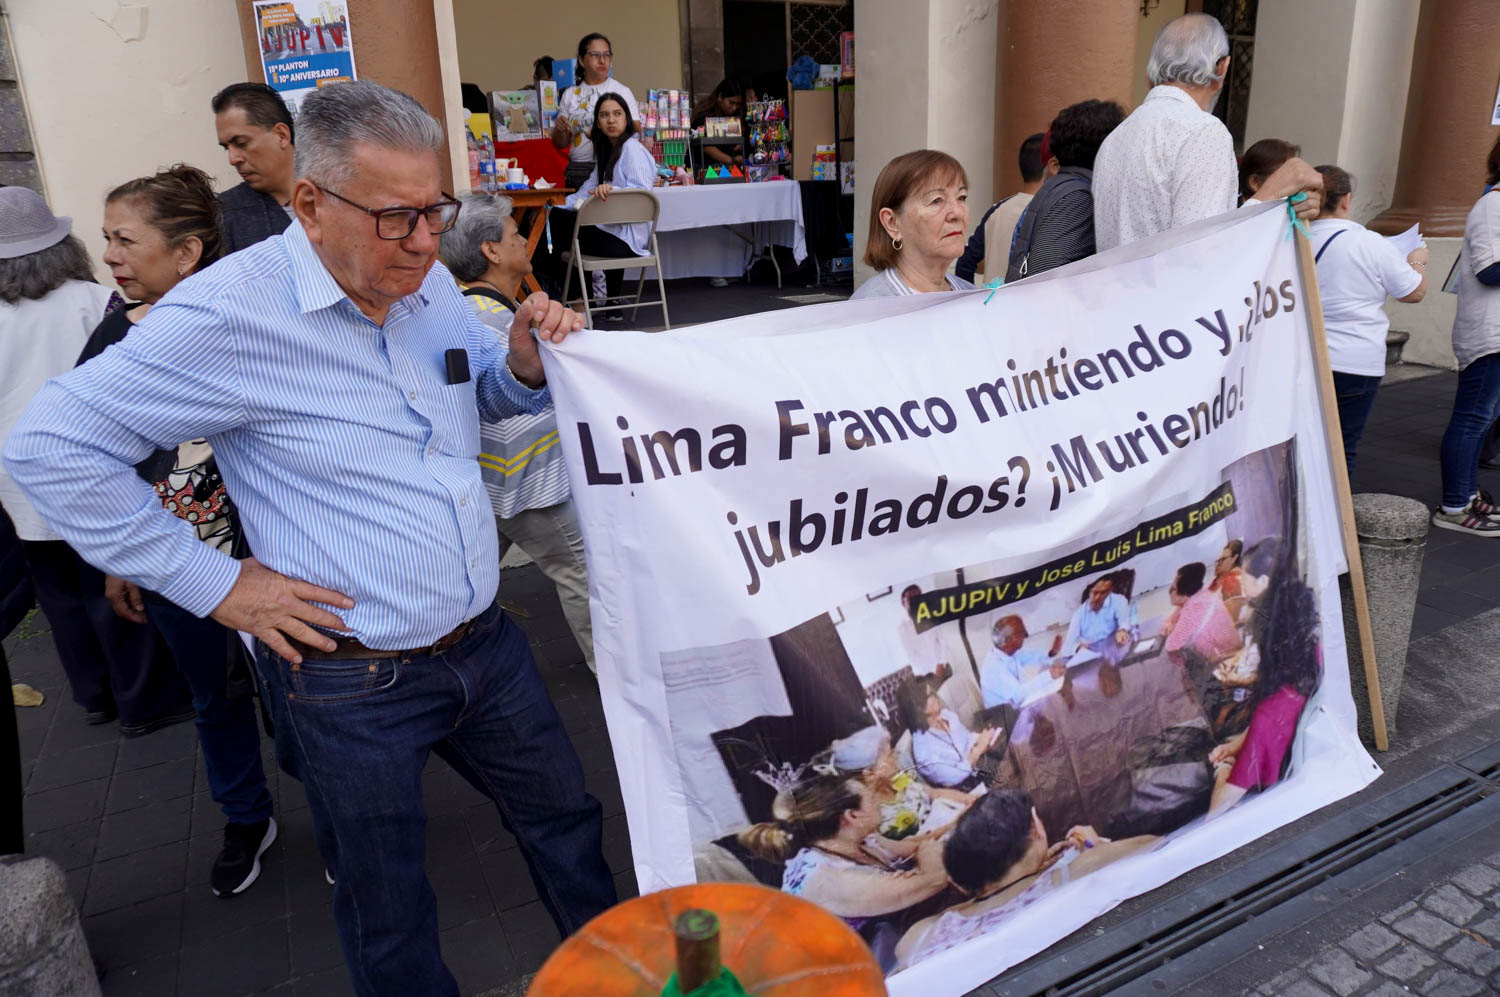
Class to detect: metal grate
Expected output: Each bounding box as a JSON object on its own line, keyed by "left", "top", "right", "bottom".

{"left": 1200, "top": 0, "right": 1258, "bottom": 151}
{"left": 789, "top": 2, "right": 852, "bottom": 66}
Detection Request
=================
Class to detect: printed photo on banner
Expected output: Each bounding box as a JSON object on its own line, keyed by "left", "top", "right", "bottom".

{"left": 253, "top": 0, "right": 356, "bottom": 114}
{"left": 665, "top": 438, "right": 1319, "bottom": 976}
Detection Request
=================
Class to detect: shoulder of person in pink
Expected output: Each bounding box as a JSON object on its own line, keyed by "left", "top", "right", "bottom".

{"left": 1164, "top": 587, "right": 1242, "bottom": 660}
{"left": 1226, "top": 684, "right": 1309, "bottom": 791}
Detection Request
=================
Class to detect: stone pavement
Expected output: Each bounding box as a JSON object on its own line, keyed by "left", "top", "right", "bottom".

{"left": 9, "top": 319, "right": 1500, "bottom": 996}
{"left": 8, "top": 554, "right": 627, "bottom": 997}
{"left": 1247, "top": 855, "right": 1500, "bottom": 997}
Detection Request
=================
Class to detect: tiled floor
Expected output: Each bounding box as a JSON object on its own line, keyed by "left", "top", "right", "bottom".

{"left": 10, "top": 359, "right": 1496, "bottom": 997}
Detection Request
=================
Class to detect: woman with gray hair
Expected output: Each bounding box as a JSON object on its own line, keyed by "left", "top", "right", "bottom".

{"left": 1092, "top": 12, "right": 1320, "bottom": 252}
{"left": 439, "top": 192, "right": 595, "bottom": 671}
{"left": 0, "top": 186, "right": 189, "bottom": 731}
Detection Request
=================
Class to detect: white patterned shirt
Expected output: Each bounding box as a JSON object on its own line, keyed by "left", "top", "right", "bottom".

{"left": 1092, "top": 85, "right": 1239, "bottom": 253}
{"left": 556, "top": 78, "right": 641, "bottom": 164}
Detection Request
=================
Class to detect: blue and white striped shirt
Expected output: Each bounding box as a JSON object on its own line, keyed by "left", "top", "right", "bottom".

{"left": 3, "top": 222, "right": 548, "bottom": 649}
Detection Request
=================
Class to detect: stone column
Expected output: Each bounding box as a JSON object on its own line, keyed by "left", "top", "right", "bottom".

{"left": 235, "top": 0, "right": 453, "bottom": 190}
{"left": 1341, "top": 493, "right": 1429, "bottom": 746}
{"left": 1367, "top": 0, "right": 1500, "bottom": 237}
{"left": 0, "top": 857, "right": 100, "bottom": 997}
{"left": 993, "top": 1, "right": 1138, "bottom": 198}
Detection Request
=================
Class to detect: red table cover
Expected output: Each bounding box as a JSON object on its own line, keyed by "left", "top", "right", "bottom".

{"left": 497, "top": 137, "right": 568, "bottom": 187}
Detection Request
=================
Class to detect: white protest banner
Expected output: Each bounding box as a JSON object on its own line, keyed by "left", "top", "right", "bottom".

{"left": 541, "top": 201, "right": 1381, "bottom": 994}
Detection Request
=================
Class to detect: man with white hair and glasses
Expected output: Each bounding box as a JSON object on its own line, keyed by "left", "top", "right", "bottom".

{"left": 5, "top": 80, "right": 613, "bottom": 995}
{"left": 1093, "top": 12, "right": 1323, "bottom": 252}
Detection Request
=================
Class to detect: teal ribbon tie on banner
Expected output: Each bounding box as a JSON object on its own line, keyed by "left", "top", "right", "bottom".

{"left": 982, "top": 274, "right": 1004, "bottom": 304}
{"left": 1287, "top": 191, "right": 1311, "bottom": 240}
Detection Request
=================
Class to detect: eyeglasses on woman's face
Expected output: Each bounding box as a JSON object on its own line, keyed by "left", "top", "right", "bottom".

{"left": 584, "top": 48, "right": 612, "bottom": 61}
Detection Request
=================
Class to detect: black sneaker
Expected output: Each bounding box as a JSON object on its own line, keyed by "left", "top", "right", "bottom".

{"left": 83, "top": 706, "right": 118, "bottom": 725}
{"left": 120, "top": 706, "right": 196, "bottom": 738}
{"left": 211, "top": 817, "right": 277, "bottom": 897}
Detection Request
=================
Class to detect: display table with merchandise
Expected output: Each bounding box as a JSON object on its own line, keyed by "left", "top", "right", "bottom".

{"left": 628, "top": 182, "right": 808, "bottom": 281}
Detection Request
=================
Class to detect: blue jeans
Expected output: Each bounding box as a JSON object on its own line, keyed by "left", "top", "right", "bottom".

{"left": 146, "top": 599, "right": 273, "bottom": 825}
{"left": 254, "top": 603, "right": 614, "bottom": 997}
{"left": 1440, "top": 352, "right": 1500, "bottom": 508}
{"left": 1332, "top": 371, "right": 1382, "bottom": 481}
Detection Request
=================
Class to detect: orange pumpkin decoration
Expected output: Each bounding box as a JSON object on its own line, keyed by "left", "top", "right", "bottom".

{"left": 527, "top": 882, "right": 887, "bottom": 996}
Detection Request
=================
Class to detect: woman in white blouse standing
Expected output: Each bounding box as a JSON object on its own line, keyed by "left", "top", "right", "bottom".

{"left": 551, "top": 32, "right": 640, "bottom": 191}
{"left": 551, "top": 92, "right": 656, "bottom": 319}
{"left": 1308, "top": 164, "right": 1426, "bottom": 479}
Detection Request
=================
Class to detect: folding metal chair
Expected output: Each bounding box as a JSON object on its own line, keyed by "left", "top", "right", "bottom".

{"left": 560, "top": 189, "right": 671, "bottom": 330}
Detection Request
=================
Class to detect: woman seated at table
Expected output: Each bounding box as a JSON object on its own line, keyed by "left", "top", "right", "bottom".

{"left": 851, "top": 150, "right": 974, "bottom": 298}
{"left": 691, "top": 77, "right": 747, "bottom": 167}
{"left": 897, "top": 681, "right": 1001, "bottom": 790}
{"left": 826, "top": 725, "right": 978, "bottom": 855}
{"left": 737, "top": 771, "right": 950, "bottom": 929}
{"left": 548, "top": 92, "right": 654, "bottom": 318}
{"left": 1208, "top": 577, "right": 1322, "bottom": 815}
{"left": 894, "top": 789, "right": 1158, "bottom": 967}
{"left": 1161, "top": 561, "right": 1243, "bottom": 663}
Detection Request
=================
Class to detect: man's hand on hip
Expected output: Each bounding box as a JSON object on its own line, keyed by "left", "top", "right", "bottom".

{"left": 507, "top": 291, "right": 585, "bottom": 388}
{"left": 210, "top": 557, "right": 355, "bottom": 664}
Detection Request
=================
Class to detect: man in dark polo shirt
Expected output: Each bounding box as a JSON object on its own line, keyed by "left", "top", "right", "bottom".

{"left": 211, "top": 82, "right": 295, "bottom": 253}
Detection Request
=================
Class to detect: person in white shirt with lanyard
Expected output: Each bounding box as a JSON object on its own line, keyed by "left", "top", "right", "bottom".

{"left": 1307, "top": 165, "right": 1427, "bottom": 480}
{"left": 551, "top": 32, "right": 641, "bottom": 191}
{"left": 1092, "top": 13, "right": 1321, "bottom": 252}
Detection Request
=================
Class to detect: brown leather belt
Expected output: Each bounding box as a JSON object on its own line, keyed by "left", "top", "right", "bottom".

{"left": 293, "top": 616, "right": 481, "bottom": 661}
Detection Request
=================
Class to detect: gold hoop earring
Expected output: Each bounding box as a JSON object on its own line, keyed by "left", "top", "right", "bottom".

{"left": 892, "top": 237, "right": 903, "bottom": 251}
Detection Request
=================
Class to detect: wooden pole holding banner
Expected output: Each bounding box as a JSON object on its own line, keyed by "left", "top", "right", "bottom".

{"left": 1292, "top": 228, "right": 1390, "bottom": 751}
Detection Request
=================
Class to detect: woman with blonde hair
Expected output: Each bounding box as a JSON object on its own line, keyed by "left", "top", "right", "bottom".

{"left": 737, "top": 771, "right": 949, "bottom": 927}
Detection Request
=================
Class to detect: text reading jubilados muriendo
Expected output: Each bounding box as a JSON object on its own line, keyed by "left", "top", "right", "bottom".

{"left": 570, "top": 276, "right": 1298, "bottom": 595}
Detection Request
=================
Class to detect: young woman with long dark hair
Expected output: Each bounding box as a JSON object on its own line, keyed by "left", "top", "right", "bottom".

{"left": 550, "top": 91, "right": 655, "bottom": 317}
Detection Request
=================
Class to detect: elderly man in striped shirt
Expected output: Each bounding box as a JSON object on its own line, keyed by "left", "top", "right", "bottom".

{"left": 4, "top": 80, "right": 614, "bottom": 996}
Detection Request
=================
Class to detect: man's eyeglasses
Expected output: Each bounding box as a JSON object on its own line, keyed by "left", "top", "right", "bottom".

{"left": 315, "top": 184, "right": 461, "bottom": 241}
{"left": 584, "top": 50, "right": 612, "bottom": 60}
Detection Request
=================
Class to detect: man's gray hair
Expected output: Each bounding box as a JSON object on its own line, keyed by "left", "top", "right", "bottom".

{"left": 293, "top": 80, "right": 446, "bottom": 188}
{"left": 438, "top": 193, "right": 514, "bottom": 282}
{"left": 1147, "top": 13, "right": 1230, "bottom": 88}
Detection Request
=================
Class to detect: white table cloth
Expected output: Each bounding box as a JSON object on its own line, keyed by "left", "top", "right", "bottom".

{"left": 633, "top": 182, "right": 807, "bottom": 279}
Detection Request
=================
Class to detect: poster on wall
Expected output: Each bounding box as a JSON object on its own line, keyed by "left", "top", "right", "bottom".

{"left": 542, "top": 202, "right": 1382, "bottom": 995}
{"left": 253, "top": 0, "right": 357, "bottom": 114}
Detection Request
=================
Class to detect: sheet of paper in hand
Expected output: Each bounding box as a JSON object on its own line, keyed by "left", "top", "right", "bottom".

{"left": 540, "top": 201, "right": 1381, "bottom": 995}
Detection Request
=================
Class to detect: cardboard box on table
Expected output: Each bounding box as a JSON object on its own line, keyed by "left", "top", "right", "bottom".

{"left": 791, "top": 86, "right": 854, "bottom": 181}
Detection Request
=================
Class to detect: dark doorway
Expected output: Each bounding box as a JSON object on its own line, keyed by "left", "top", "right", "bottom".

{"left": 1195, "top": 0, "right": 1258, "bottom": 151}
{"left": 724, "top": 1, "right": 791, "bottom": 102}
